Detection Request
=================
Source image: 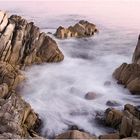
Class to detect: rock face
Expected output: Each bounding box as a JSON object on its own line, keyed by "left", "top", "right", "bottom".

{"left": 0, "top": 10, "right": 64, "bottom": 139}
{"left": 132, "top": 35, "right": 140, "bottom": 64}
{"left": 55, "top": 20, "right": 98, "bottom": 39}
{"left": 0, "top": 11, "right": 64, "bottom": 67}
{"left": 104, "top": 104, "right": 140, "bottom": 139}
{"left": 113, "top": 35, "right": 140, "bottom": 94}
{"left": 0, "top": 92, "right": 41, "bottom": 139}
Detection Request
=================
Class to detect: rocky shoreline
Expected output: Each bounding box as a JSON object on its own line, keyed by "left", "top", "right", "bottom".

{"left": 0, "top": 10, "right": 139, "bottom": 139}
{"left": 0, "top": 10, "right": 64, "bottom": 138}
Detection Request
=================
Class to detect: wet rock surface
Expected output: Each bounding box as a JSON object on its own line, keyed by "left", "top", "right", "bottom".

{"left": 106, "top": 100, "right": 121, "bottom": 107}
{"left": 55, "top": 20, "right": 98, "bottom": 39}
{"left": 85, "top": 91, "right": 98, "bottom": 100}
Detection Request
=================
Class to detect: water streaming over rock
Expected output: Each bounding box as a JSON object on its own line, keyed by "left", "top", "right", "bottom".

{"left": 1, "top": 0, "right": 140, "bottom": 138}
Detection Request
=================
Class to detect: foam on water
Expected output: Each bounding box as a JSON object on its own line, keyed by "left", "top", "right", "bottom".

{"left": 1, "top": 0, "right": 140, "bottom": 138}
{"left": 20, "top": 30, "right": 139, "bottom": 137}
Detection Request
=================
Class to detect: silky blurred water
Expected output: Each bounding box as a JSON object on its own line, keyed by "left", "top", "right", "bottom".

{"left": 1, "top": 0, "right": 140, "bottom": 138}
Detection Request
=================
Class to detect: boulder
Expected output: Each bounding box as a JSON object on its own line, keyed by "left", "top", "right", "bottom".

{"left": 113, "top": 35, "right": 140, "bottom": 94}
{"left": 85, "top": 92, "right": 98, "bottom": 100}
{"left": 102, "top": 104, "right": 140, "bottom": 139}
{"left": 55, "top": 130, "right": 96, "bottom": 139}
{"left": 113, "top": 63, "right": 140, "bottom": 94}
{"left": 55, "top": 20, "right": 98, "bottom": 39}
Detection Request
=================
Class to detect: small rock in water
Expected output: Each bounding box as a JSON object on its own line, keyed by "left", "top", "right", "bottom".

{"left": 104, "top": 81, "right": 111, "bottom": 86}
{"left": 47, "top": 32, "right": 52, "bottom": 34}
{"left": 106, "top": 100, "right": 121, "bottom": 107}
{"left": 85, "top": 92, "right": 97, "bottom": 100}
{"left": 95, "top": 111, "right": 106, "bottom": 125}
{"left": 68, "top": 125, "right": 84, "bottom": 132}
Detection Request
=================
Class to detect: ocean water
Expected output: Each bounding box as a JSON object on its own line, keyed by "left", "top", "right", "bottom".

{"left": 1, "top": 0, "right": 140, "bottom": 138}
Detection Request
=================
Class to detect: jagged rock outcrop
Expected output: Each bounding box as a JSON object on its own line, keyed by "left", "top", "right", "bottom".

{"left": 0, "top": 10, "right": 64, "bottom": 139}
{"left": 103, "top": 104, "right": 140, "bottom": 139}
{"left": 113, "top": 63, "right": 140, "bottom": 94}
{"left": 113, "top": 35, "right": 140, "bottom": 94}
{"left": 55, "top": 20, "right": 98, "bottom": 39}
{"left": 0, "top": 92, "right": 41, "bottom": 139}
{"left": 0, "top": 53, "right": 41, "bottom": 139}
{"left": 0, "top": 11, "right": 64, "bottom": 67}
{"left": 132, "top": 35, "right": 140, "bottom": 64}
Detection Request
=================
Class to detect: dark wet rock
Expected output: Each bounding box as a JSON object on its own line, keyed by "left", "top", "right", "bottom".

{"left": 55, "top": 130, "right": 97, "bottom": 139}
{"left": 104, "top": 81, "right": 111, "bottom": 86}
{"left": 55, "top": 20, "right": 98, "bottom": 39}
{"left": 95, "top": 111, "right": 106, "bottom": 125}
{"left": 68, "top": 125, "right": 85, "bottom": 132}
{"left": 47, "top": 32, "right": 52, "bottom": 34}
{"left": 106, "top": 100, "right": 121, "bottom": 107}
{"left": 99, "top": 133, "right": 120, "bottom": 139}
{"left": 85, "top": 92, "right": 100, "bottom": 100}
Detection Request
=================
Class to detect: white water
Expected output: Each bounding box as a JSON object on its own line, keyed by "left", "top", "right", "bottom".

{"left": 1, "top": 0, "right": 140, "bottom": 138}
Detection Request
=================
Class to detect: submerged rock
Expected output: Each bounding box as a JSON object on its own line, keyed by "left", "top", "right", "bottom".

{"left": 106, "top": 100, "right": 121, "bottom": 107}
{"left": 85, "top": 92, "right": 97, "bottom": 100}
{"left": 104, "top": 81, "right": 111, "bottom": 86}
{"left": 55, "top": 20, "right": 98, "bottom": 39}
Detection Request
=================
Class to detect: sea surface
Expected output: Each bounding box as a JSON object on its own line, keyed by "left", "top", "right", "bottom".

{"left": 1, "top": 0, "right": 140, "bottom": 138}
